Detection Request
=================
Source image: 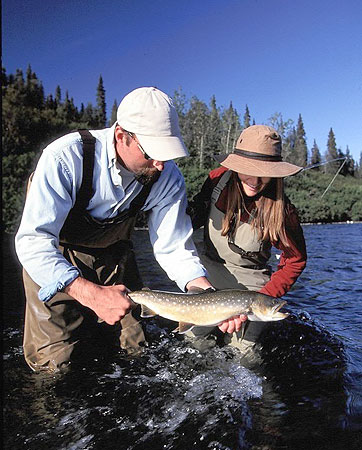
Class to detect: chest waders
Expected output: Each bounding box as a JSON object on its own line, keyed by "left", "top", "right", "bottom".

{"left": 23, "top": 130, "right": 159, "bottom": 372}
{"left": 190, "top": 171, "right": 272, "bottom": 352}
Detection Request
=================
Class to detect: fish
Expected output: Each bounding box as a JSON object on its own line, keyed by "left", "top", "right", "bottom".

{"left": 128, "top": 288, "right": 288, "bottom": 334}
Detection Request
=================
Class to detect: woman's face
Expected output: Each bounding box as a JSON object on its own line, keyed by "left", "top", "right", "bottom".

{"left": 238, "top": 173, "right": 272, "bottom": 197}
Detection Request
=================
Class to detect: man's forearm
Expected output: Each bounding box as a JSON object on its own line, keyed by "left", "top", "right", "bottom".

{"left": 64, "top": 277, "right": 133, "bottom": 325}
{"left": 64, "top": 276, "right": 101, "bottom": 309}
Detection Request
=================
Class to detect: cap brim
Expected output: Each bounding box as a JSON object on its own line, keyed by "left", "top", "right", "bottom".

{"left": 214, "top": 153, "right": 302, "bottom": 177}
{"left": 136, "top": 134, "right": 189, "bottom": 161}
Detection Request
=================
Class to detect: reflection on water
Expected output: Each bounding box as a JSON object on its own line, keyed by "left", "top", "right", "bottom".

{"left": 3, "top": 224, "right": 362, "bottom": 449}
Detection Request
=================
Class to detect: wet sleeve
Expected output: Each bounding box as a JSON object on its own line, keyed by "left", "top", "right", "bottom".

{"left": 259, "top": 204, "right": 307, "bottom": 298}
{"left": 15, "top": 141, "right": 82, "bottom": 300}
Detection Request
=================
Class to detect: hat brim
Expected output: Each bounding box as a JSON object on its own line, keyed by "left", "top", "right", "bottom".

{"left": 214, "top": 154, "right": 302, "bottom": 177}
{"left": 136, "top": 134, "right": 189, "bottom": 161}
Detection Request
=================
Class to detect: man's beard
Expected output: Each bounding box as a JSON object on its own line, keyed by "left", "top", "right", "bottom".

{"left": 134, "top": 167, "right": 160, "bottom": 185}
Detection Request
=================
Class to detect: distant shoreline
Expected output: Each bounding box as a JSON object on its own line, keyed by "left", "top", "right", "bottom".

{"left": 302, "top": 221, "right": 361, "bottom": 226}
{"left": 134, "top": 221, "right": 362, "bottom": 232}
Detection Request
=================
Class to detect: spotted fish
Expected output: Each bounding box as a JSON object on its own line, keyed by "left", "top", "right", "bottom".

{"left": 128, "top": 288, "right": 288, "bottom": 333}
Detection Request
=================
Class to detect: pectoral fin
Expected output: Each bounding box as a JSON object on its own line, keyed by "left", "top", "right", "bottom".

{"left": 240, "top": 321, "right": 247, "bottom": 340}
{"left": 140, "top": 305, "right": 157, "bottom": 318}
{"left": 173, "top": 322, "right": 195, "bottom": 334}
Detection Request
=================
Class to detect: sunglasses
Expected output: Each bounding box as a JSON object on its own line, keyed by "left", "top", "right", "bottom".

{"left": 125, "top": 130, "right": 151, "bottom": 160}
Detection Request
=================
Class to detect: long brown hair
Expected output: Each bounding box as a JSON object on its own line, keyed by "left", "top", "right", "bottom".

{"left": 221, "top": 172, "right": 289, "bottom": 247}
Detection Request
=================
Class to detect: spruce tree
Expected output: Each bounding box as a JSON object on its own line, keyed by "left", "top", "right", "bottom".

{"left": 55, "top": 85, "right": 61, "bottom": 104}
{"left": 109, "top": 99, "right": 118, "bottom": 126}
{"left": 294, "top": 114, "right": 308, "bottom": 167}
{"left": 96, "top": 75, "right": 106, "bottom": 128}
{"left": 325, "top": 128, "right": 339, "bottom": 173}
{"left": 310, "top": 140, "right": 322, "bottom": 169}
{"left": 207, "top": 95, "right": 222, "bottom": 157}
{"left": 356, "top": 152, "right": 362, "bottom": 178}
{"left": 243, "top": 104, "right": 251, "bottom": 129}
{"left": 338, "top": 146, "right": 355, "bottom": 177}
{"left": 183, "top": 96, "right": 209, "bottom": 168}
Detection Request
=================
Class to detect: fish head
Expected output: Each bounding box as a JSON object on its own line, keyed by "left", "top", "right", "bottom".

{"left": 249, "top": 295, "right": 289, "bottom": 322}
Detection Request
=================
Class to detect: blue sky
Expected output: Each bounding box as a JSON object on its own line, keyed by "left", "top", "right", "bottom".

{"left": 3, "top": 0, "right": 362, "bottom": 162}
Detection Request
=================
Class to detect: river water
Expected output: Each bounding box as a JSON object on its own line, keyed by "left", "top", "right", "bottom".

{"left": 3, "top": 223, "right": 362, "bottom": 449}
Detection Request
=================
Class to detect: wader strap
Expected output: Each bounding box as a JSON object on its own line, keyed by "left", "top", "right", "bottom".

{"left": 210, "top": 171, "right": 232, "bottom": 204}
{"left": 74, "top": 130, "right": 96, "bottom": 212}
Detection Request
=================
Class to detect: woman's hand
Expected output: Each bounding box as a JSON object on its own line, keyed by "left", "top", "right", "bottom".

{"left": 218, "top": 314, "right": 248, "bottom": 333}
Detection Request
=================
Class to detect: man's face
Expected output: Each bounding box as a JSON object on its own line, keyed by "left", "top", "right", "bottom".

{"left": 114, "top": 126, "right": 165, "bottom": 177}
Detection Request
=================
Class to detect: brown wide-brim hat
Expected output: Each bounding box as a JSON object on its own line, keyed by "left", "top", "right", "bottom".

{"left": 215, "top": 125, "right": 303, "bottom": 178}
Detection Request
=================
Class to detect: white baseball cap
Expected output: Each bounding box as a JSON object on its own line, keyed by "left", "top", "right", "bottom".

{"left": 117, "top": 87, "right": 189, "bottom": 161}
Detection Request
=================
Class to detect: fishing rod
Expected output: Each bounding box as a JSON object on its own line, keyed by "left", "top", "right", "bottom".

{"left": 299, "top": 157, "right": 348, "bottom": 198}
{"left": 301, "top": 157, "right": 347, "bottom": 171}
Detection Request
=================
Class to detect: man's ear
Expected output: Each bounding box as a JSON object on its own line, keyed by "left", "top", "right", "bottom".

{"left": 114, "top": 125, "right": 126, "bottom": 143}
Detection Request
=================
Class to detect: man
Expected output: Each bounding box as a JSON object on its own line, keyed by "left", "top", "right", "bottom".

{"left": 15, "top": 87, "right": 243, "bottom": 373}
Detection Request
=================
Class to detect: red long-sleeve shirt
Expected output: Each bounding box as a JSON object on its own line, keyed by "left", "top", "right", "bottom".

{"left": 189, "top": 167, "right": 307, "bottom": 298}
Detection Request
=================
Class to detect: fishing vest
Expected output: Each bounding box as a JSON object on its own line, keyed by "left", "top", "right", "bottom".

{"left": 196, "top": 171, "right": 272, "bottom": 291}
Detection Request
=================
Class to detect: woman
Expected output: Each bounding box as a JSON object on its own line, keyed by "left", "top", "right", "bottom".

{"left": 189, "top": 125, "right": 307, "bottom": 350}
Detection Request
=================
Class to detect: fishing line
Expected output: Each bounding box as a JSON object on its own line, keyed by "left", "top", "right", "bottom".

{"left": 301, "top": 157, "right": 347, "bottom": 171}
{"left": 321, "top": 158, "right": 347, "bottom": 198}
{"left": 299, "top": 157, "right": 348, "bottom": 198}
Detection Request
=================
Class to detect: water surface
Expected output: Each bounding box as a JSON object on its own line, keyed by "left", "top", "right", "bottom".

{"left": 3, "top": 224, "right": 362, "bottom": 449}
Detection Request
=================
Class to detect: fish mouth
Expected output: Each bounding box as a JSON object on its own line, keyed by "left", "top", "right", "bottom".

{"left": 272, "top": 300, "right": 287, "bottom": 314}
{"left": 271, "top": 300, "right": 289, "bottom": 319}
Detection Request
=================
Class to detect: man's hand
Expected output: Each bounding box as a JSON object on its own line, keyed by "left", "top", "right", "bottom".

{"left": 64, "top": 277, "right": 133, "bottom": 325}
{"left": 218, "top": 314, "right": 248, "bottom": 334}
{"left": 186, "top": 276, "right": 213, "bottom": 292}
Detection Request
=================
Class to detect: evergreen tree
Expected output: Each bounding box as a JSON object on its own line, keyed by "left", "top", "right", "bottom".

{"left": 1, "top": 66, "right": 8, "bottom": 87}
{"left": 25, "top": 64, "right": 44, "bottom": 109}
{"left": 109, "top": 99, "right": 118, "bottom": 126}
{"left": 2, "top": 66, "right": 101, "bottom": 231}
{"left": 325, "top": 128, "right": 339, "bottom": 173}
{"left": 96, "top": 75, "right": 107, "bottom": 128}
{"left": 81, "top": 103, "right": 97, "bottom": 127}
{"left": 310, "top": 140, "right": 322, "bottom": 169}
{"left": 337, "top": 147, "right": 355, "bottom": 177}
{"left": 55, "top": 85, "right": 61, "bottom": 104}
{"left": 293, "top": 114, "right": 308, "bottom": 167}
{"left": 243, "top": 104, "right": 251, "bottom": 129}
{"left": 183, "top": 96, "right": 209, "bottom": 169}
{"left": 206, "top": 95, "right": 222, "bottom": 157}
{"left": 356, "top": 152, "right": 362, "bottom": 178}
{"left": 344, "top": 146, "right": 355, "bottom": 176}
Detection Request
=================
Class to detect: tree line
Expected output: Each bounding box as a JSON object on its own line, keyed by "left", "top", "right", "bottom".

{"left": 2, "top": 66, "right": 362, "bottom": 232}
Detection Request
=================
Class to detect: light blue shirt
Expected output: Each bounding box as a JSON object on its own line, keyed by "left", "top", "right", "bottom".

{"left": 15, "top": 125, "right": 207, "bottom": 300}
